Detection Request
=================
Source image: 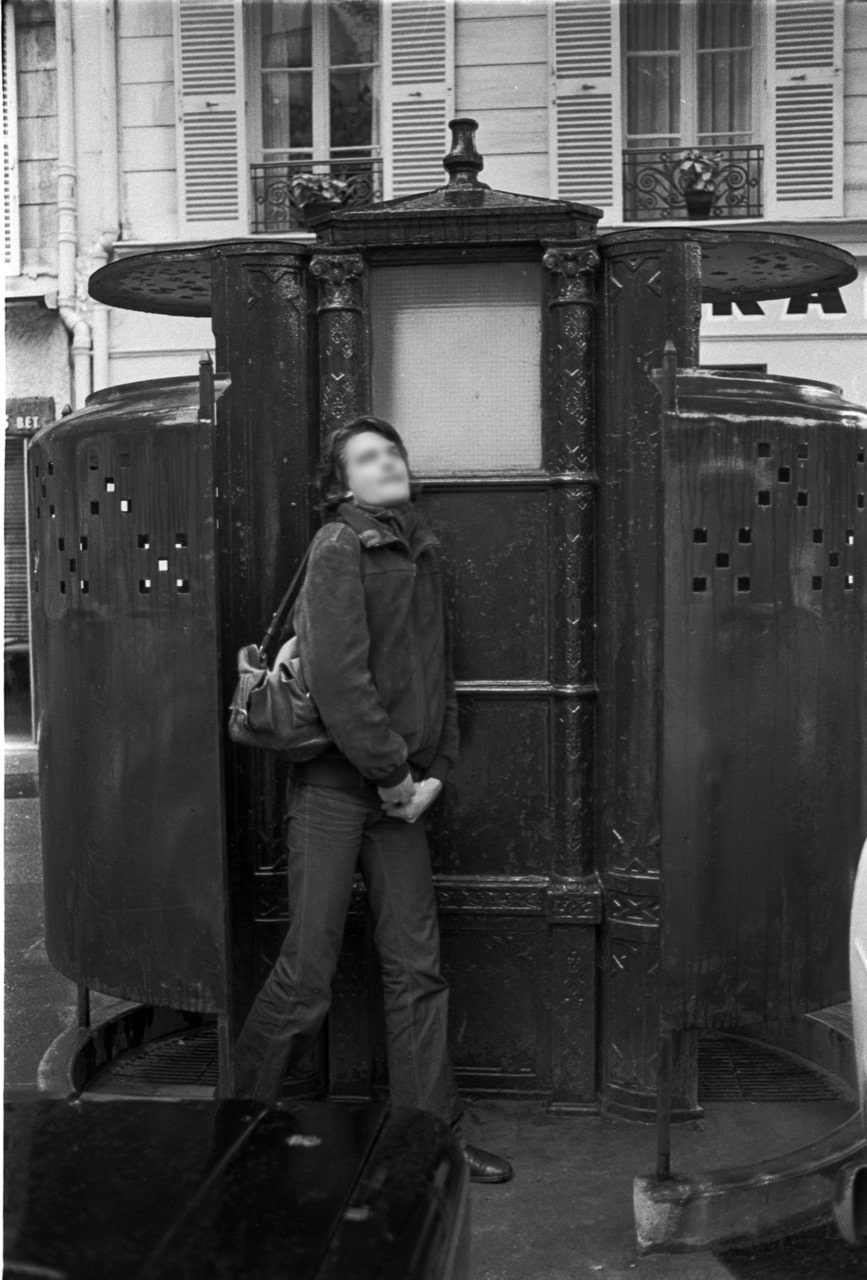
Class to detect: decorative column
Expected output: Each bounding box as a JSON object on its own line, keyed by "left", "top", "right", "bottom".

{"left": 310, "top": 251, "right": 370, "bottom": 435}
{"left": 596, "top": 232, "right": 703, "bottom": 1120}
{"left": 209, "top": 243, "right": 320, "bottom": 1083}
{"left": 308, "top": 248, "right": 375, "bottom": 1099}
{"left": 542, "top": 243, "right": 603, "bottom": 1110}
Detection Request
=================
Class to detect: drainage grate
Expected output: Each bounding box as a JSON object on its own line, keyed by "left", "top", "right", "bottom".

{"left": 86, "top": 1025, "right": 219, "bottom": 1094}
{"left": 698, "top": 1033, "right": 848, "bottom": 1103}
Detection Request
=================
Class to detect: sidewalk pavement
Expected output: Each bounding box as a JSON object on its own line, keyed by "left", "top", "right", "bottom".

{"left": 5, "top": 738, "right": 865, "bottom": 1279}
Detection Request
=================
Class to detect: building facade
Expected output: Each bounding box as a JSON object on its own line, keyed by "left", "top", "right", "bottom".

{"left": 4, "top": 0, "right": 867, "bottom": 693}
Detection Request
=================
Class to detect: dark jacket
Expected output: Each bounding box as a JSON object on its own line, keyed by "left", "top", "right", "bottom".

{"left": 291, "top": 500, "right": 459, "bottom": 790}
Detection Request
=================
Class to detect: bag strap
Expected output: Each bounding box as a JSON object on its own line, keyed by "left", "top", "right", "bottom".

{"left": 259, "top": 543, "right": 313, "bottom": 655}
{"left": 260, "top": 513, "right": 362, "bottom": 655}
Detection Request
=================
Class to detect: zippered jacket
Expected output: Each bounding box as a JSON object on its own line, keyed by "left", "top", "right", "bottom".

{"left": 292, "top": 500, "right": 459, "bottom": 789}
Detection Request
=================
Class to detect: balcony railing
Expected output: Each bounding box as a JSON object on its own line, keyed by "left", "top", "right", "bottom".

{"left": 250, "top": 158, "right": 384, "bottom": 233}
{"left": 622, "top": 145, "right": 763, "bottom": 222}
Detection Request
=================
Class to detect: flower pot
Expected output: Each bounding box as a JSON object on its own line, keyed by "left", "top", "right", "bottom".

{"left": 683, "top": 189, "right": 714, "bottom": 219}
{"left": 298, "top": 199, "right": 341, "bottom": 228}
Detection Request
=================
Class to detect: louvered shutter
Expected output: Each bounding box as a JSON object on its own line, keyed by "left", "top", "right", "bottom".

{"left": 550, "top": 0, "right": 621, "bottom": 221}
{"left": 5, "top": 439, "right": 29, "bottom": 642}
{"left": 769, "top": 0, "right": 843, "bottom": 217}
{"left": 174, "top": 0, "right": 247, "bottom": 238}
{"left": 383, "top": 0, "right": 454, "bottom": 199}
{"left": 3, "top": 2, "right": 20, "bottom": 275}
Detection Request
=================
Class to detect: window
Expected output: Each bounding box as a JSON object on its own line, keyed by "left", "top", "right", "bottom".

{"left": 256, "top": 0, "right": 380, "bottom": 163}
{"left": 551, "top": 0, "right": 842, "bottom": 224}
{"left": 250, "top": 0, "right": 382, "bottom": 231}
{"left": 622, "top": 0, "right": 762, "bottom": 220}
{"left": 625, "top": 0, "right": 754, "bottom": 149}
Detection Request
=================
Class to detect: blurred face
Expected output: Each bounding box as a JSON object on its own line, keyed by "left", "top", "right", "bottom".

{"left": 342, "top": 430, "right": 410, "bottom": 506}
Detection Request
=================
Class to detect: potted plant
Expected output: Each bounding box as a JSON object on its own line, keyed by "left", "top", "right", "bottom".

{"left": 289, "top": 172, "right": 351, "bottom": 227}
{"left": 675, "top": 149, "right": 723, "bottom": 219}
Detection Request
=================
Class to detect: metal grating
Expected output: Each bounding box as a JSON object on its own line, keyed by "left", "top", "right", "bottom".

{"left": 84, "top": 1026, "right": 850, "bottom": 1104}
{"left": 697, "top": 1033, "right": 849, "bottom": 1103}
{"left": 83, "top": 1026, "right": 322, "bottom": 1098}
{"left": 86, "top": 1025, "right": 219, "bottom": 1094}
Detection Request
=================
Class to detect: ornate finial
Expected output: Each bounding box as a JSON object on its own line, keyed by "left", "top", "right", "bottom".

{"left": 443, "top": 118, "right": 485, "bottom": 187}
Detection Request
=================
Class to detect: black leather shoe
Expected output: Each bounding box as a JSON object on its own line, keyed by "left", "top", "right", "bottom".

{"left": 462, "top": 1143, "right": 513, "bottom": 1183}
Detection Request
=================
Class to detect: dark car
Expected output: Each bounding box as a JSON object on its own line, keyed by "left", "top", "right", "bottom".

{"left": 3, "top": 1095, "right": 471, "bottom": 1279}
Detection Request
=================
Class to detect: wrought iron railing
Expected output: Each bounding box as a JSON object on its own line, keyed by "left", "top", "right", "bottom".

{"left": 250, "top": 158, "right": 384, "bottom": 233}
{"left": 622, "top": 145, "right": 763, "bottom": 221}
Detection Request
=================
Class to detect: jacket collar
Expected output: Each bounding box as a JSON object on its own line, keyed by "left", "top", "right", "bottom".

{"left": 335, "top": 500, "right": 440, "bottom": 559}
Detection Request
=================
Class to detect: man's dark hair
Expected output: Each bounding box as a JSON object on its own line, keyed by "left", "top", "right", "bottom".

{"left": 314, "top": 416, "right": 422, "bottom": 512}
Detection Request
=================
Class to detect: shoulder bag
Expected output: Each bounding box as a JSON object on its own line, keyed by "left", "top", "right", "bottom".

{"left": 227, "top": 543, "right": 330, "bottom": 759}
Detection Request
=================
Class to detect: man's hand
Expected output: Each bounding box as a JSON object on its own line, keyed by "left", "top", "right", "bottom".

{"left": 377, "top": 774, "right": 416, "bottom": 807}
{"left": 382, "top": 777, "right": 443, "bottom": 824}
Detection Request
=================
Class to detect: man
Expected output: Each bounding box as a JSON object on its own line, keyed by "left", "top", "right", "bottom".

{"left": 227, "top": 415, "right": 513, "bottom": 1184}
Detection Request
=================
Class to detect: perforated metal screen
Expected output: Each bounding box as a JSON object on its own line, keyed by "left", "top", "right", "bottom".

{"left": 28, "top": 378, "right": 229, "bottom": 1012}
{"left": 661, "top": 393, "right": 866, "bottom": 1030}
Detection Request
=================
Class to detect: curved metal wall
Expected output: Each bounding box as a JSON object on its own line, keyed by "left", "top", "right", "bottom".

{"left": 28, "top": 376, "right": 230, "bottom": 1012}
{"left": 660, "top": 370, "right": 867, "bottom": 1029}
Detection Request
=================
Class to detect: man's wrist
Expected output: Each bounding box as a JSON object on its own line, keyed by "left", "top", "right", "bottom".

{"left": 378, "top": 762, "right": 411, "bottom": 789}
{"left": 426, "top": 755, "right": 451, "bottom": 785}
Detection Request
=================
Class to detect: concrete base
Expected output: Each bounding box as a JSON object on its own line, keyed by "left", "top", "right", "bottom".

{"left": 634, "top": 1010, "right": 866, "bottom": 1254}
{"left": 634, "top": 1117, "right": 867, "bottom": 1253}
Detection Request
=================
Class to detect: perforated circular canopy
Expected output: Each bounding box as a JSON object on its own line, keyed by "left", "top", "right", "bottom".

{"left": 88, "top": 241, "right": 297, "bottom": 318}
{"left": 89, "top": 229, "right": 857, "bottom": 317}
{"left": 89, "top": 247, "right": 216, "bottom": 316}
{"left": 598, "top": 228, "right": 857, "bottom": 303}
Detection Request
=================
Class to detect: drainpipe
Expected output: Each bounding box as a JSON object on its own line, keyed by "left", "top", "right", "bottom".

{"left": 56, "top": 0, "right": 92, "bottom": 408}
{"left": 90, "top": 0, "right": 119, "bottom": 391}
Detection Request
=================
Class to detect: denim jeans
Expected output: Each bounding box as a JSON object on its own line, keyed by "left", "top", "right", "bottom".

{"left": 226, "top": 776, "right": 464, "bottom": 1130}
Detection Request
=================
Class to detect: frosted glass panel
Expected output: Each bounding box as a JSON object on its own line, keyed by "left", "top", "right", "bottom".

{"left": 370, "top": 262, "right": 542, "bottom": 473}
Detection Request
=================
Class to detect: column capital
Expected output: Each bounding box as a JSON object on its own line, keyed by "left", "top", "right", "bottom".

{"left": 543, "top": 245, "right": 600, "bottom": 304}
{"left": 310, "top": 252, "right": 365, "bottom": 309}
